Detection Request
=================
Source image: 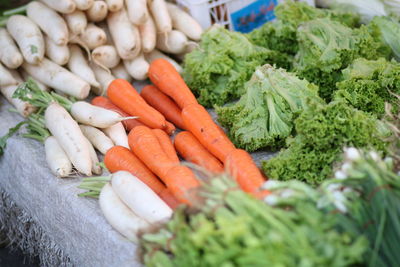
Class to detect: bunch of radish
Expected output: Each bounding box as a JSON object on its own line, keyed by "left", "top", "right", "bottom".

{"left": 0, "top": 0, "right": 203, "bottom": 117}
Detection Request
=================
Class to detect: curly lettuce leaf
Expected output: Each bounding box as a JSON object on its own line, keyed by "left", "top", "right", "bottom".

{"left": 262, "top": 100, "right": 389, "bottom": 185}
{"left": 371, "top": 16, "right": 400, "bottom": 60}
{"left": 183, "top": 25, "right": 290, "bottom": 107}
{"left": 216, "top": 64, "right": 321, "bottom": 152}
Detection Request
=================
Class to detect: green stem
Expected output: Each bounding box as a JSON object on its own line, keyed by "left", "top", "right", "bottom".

{"left": 78, "top": 192, "right": 99, "bottom": 198}
{"left": 51, "top": 92, "right": 73, "bottom": 111}
{"left": 3, "top": 4, "right": 27, "bottom": 16}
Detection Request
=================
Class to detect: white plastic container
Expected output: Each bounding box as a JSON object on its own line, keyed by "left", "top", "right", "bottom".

{"left": 176, "top": 0, "right": 315, "bottom": 32}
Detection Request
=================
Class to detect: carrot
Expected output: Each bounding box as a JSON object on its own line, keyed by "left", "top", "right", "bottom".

{"left": 140, "top": 85, "right": 186, "bottom": 129}
{"left": 107, "top": 79, "right": 166, "bottom": 129}
{"left": 148, "top": 59, "right": 198, "bottom": 109}
{"left": 159, "top": 189, "right": 181, "bottom": 209}
{"left": 224, "top": 149, "right": 268, "bottom": 196}
{"left": 91, "top": 96, "right": 144, "bottom": 131}
{"left": 164, "top": 121, "right": 176, "bottom": 136}
{"left": 182, "top": 104, "right": 236, "bottom": 162}
{"left": 174, "top": 131, "right": 223, "bottom": 173}
{"left": 164, "top": 165, "right": 200, "bottom": 204}
{"left": 104, "top": 146, "right": 165, "bottom": 194}
{"left": 152, "top": 129, "right": 179, "bottom": 163}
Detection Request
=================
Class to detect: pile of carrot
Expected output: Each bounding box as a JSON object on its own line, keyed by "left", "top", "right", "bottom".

{"left": 98, "top": 58, "right": 269, "bottom": 205}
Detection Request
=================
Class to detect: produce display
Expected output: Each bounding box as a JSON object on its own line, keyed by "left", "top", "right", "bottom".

{"left": 1, "top": 0, "right": 400, "bottom": 266}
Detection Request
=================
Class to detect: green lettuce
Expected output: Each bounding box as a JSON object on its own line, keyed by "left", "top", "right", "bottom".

{"left": 262, "top": 100, "right": 389, "bottom": 185}
{"left": 371, "top": 16, "right": 400, "bottom": 60}
{"left": 183, "top": 25, "right": 290, "bottom": 107}
{"left": 334, "top": 58, "right": 400, "bottom": 117}
{"left": 216, "top": 64, "right": 321, "bottom": 152}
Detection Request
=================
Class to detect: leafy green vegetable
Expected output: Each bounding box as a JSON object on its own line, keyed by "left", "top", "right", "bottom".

{"left": 0, "top": 121, "right": 26, "bottom": 155}
{"left": 183, "top": 25, "right": 290, "bottom": 107}
{"left": 371, "top": 16, "right": 400, "bottom": 61}
{"left": 262, "top": 100, "right": 389, "bottom": 185}
{"left": 216, "top": 64, "right": 321, "bottom": 151}
{"left": 334, "top": 58, "right": 400, "bottom": 117}
{"left": 141, "top": 175, "right": 366, "bottom": 267}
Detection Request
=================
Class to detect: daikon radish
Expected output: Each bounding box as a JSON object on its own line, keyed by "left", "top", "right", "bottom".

{"left": 80, "top": 124, "right": 114, "bottom": 154}
{"left": 20, "top": 69, "right": 50, "bottom": 91}
{"left": 85, "top": 137, "right": 102, "bottom": 175}
{"left": 79, "top": 23, "right": 107, "bottom": 50}
{"left": 0, "top": 63, "right": 18, "bottom": 87}
{"left": 105, "top": 0, "right": 124, "bottom": 12}
{"left": 44, "top": 36, "right": 70, "bottom": 66}
{"left": 90, "top": 62, "right": 116, "bottom": 95}
{"left": 64, "top": 10, "right": 87, "bottom": 35}
{"left": 68, "top": 44, "right": 100, "bottom": 88}
{"left": 103, "top": 122, "right": 129, "bottom": 148}
{"left": 27, "top": 2, "right": 69, "bottom": 46}
{"left": 123, "top": 53, "right": 149, "bottom": 80}
{"left": 145, "top": 49, "right": 182, "bottom": 73}
{"left": 126, "top": 0, "right": 148, "bottom": 25}
{"left": 0, "top": 84, "right": 35, "bottom": 117}
{"left": 111, "top": 171, "right": 172, "bottom": 224}
{"left": 68, "top": 33, "right": 91, "bottom": 57}
{"left": 92, "top": 45, "right": 120, "bottom": 69}
{"left": 148, "top": 0, "right": 171, "bottom": 33}
{"left": 86, "top": 1, "right": 108, "bottom": 22}
{"left": 45, "top": 136, "right": 73, "bottom": 177}
{"left": 22, "top": 58, "right": 90, "bottom": 99}
{"left": 111, "top": 63, "right": 132, "bottom": 82}
{"left": 45, "top": 102, "right": 92, "bottom": 176}
{"left": 7, "top": 15, "right": 45, "bottom": 64}
{"left": 74, "top": 0, "right": 94, "bottom": 10}
{"left": 167, "top": 3, "right": 203, "bottom": 41}
{"left": 138, "top": 14, "right": 156, "bottom": 53}
{"left": 107, "top": 8, "right": 141, "bottom": 60}
{"left": 99, "top": 183, "right": 149, "bottom": 241}
{"left": 156, "top": 30, "right": 188, "bottom": 54}
{"left": 39, "top": 0, "right": 76, "bottom": 14}
{"left": 0, "top": 29, "right": 23, "bottom": 69}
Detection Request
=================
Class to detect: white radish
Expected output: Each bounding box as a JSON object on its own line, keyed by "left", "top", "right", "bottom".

{"left": 148, "top": 0, "right": 171, "bottom": 33}
{"left": 20, "top": 69, "right": 50, "bottom": 91}
{"left": 39, "top": 0, "right": 76, "bottom": 14}
{"left": 86, "top": 1, "right": 108, "bottom": 22}
{"left": 107, "top": 8, "right": 141, "bottom": 60}
{"left": 84, "top": 137, "right": 102, "bottom": 175}
{"left": 145, "top": 49, "right": 182, "bottom": 73}
{"left": 68, "top": 44, "right": 100, "bottom": 89}
{"left": 6, "top": 15, "right": 45, "bottom": 64}
{"left": 166, "top": 3, "right": 203, "bottom": 41}
{"left": 27, "top": 2, "right": 69, "bottom": 46}
{"left": 99, "top": 183, "right": 149, "bottom": 241}
{"left": 45, "top": 102, "right": 92, "bottom": 176}
{"left": 123, "top": 53, "right": 149, "bottom": 80}
{"left": 156, "top": 30, "right": 188, "bottom": 54}
{"left": 138, "top": 15, "right": 156, "bottom": 53}
{"left": 64, "top": 10, "right": 87, "bottom": 35}
{"left": 111, "top": 63, "right": 132, "bottom": 82}
{"left": 126, "top": 0, "right": 148, "bottom": 25}
{"left": 0, "top": 29, "right": 23, "bottom": 69}
{"left": 175, "top": 41, "right": 199, "bottom": 62}
{"left": 79, "top": 125, "right": 114, "bottom": 154}
{"left": 44, "top": 36, "right": 70, "bottom": 66}
{"left": 0, "top": 84, "right": 36, "bottom": 117}
{"left": 45, "top": 136, "right": 72, "bottom": 177}
{"left": 103, "top": 122, "right": 129, "bottom": 148}
{"left": 105, "top": 0, "right": 124, "bottom": 12}
{"left": 68, "top": 34, "right": 91, "bottom": 57}
{"left": 111, "top": 171, "right": 173, "bottom": 224}
{"left": 22, "top": 58, "right": 90, "bottom": 99}
{"left": 97, "top": 22, "right": 113, "bottom": 45}
{"left": 90, "top": 62, "right": 116, "bottom": 95}
{"left": 0, "top": 63, "right": 18, "bottom": 87}
{"left": 74, "top": 0, "right": 94, "bottom": 10}
{"left": 70, "top": 101, "right": 128, "bottom": 128}
{"left": 92, "top": 45, "right": 120, "bottom": 70}
{"left": 79, "top": 23, "right": 107, "bottom": 50}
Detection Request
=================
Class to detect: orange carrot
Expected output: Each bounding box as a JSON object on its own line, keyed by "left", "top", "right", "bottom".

{"left": 159, "top": 189, "right": 181, "bottom": 209}
{"left": 174, "top": 131, "right": 223, "bottom": 173}
{"left": 182, "top": 104, "right": 236, "bottom": 162}
{"left": 224, "top": 149, "right": 268, "bottom": 196}
{"left": 107, "top": 79, "right": 166, "bottom": 129}
{"left": 152, "top": 129, "right": 179, "bottom": 163}
{"left": 164, "top": 165, "right": 200, "bottom": 204}
{"left": 148, "top": 59, "right": 198, "bottom": 109}
{"left": 140, "top": 85, "right": 186, "bottom": 130}
{"left": 164, "top": 121, "right": 176, "bottom": 135}
{"left": 91, "top": 96, "right": 144, "bottom": 131}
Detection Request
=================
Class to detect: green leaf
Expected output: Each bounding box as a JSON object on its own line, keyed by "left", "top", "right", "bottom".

{"left": 30, "top": 45, "right": 38, "bottom": 54}
{"left": 0, "top": 121, "right": 26, "bottom": 156}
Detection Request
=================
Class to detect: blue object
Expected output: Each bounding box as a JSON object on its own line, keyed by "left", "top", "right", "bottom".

{"left": 231, "top": 0, "right": 278, "bottom": 33}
